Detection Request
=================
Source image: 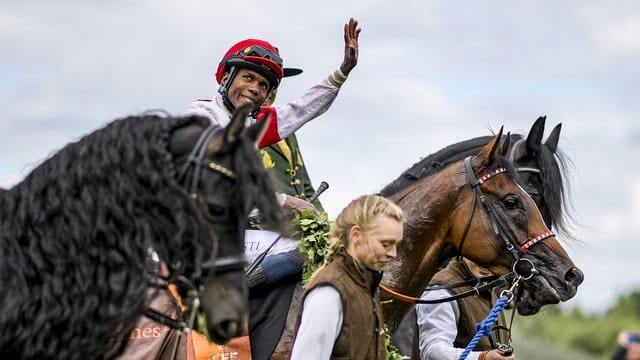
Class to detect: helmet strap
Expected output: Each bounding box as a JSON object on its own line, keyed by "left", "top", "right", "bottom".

{"left": 218, "top": 65, "right": 239, "bottom": 113}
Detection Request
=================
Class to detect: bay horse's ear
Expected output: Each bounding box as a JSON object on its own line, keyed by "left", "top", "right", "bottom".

{"left": 223, "top": 104, "right": 252, "bottom": 149}
{"left": 244, "top": 113, "right": 270, "bottom": 146}
{"left": 544, "top": 123, "right": 562, "bottom": 153}
{"left": 476, "top": 126, "right": 504, "bottom": 168}
{"left": 526, "top": 116, "right": 546, "bottom": 154}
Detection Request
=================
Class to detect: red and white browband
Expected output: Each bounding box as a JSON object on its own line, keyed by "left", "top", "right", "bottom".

{"left": 520, "top": 230, "right": 555, "bottom": 252}
{"left": 478, "top": 167, "right": 507, "bottom": 184}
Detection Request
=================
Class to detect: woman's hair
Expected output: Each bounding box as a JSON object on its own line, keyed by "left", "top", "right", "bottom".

{"left": 324, "top": 194, "right": 404, "bottom": 265}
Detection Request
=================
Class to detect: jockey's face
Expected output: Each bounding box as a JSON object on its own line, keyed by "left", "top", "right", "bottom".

{"left": 222, "top": 68, "right": 270, "bottom": 110}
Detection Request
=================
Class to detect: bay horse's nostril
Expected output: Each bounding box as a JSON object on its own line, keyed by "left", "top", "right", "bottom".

{"left": 565, "top": 267, "right": 584, "bottom": 286}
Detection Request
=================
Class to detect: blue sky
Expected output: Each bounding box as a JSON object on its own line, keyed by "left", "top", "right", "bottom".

{"left": 1, "top": 1, "right": 639, "bottom": 313}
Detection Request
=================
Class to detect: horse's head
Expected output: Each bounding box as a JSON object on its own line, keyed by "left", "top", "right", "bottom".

{"left": 167, "top": 104, "right": 279, "bottom": 343}
{"left": 506, "top": 116, "right": 569, "bottom": 235}
{"left": 452, "top": 127, "right": 583, "bottom": 315}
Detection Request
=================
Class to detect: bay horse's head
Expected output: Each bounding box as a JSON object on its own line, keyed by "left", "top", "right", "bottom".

{"left": 166, "top": 104, "right": 279, "bottom": 343}
{"left": 452, "top": 127, "right": 583, "bottom": 315}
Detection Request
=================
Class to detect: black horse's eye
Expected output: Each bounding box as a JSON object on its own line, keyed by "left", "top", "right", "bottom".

{"left": 207, "top": 203, "right": 227, "bottom": 218}
{"left": 502, "top": 195, "right": 521, "bottom": 210}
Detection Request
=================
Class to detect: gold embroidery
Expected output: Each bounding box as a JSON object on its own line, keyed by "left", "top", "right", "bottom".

{"left": 261, "top": 150, "right": 275, "bottom": 169}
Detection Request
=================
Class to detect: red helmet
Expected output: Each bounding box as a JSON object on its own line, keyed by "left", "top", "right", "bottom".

{"left": 216, "top": 39, "right": 284, "bottom": 89}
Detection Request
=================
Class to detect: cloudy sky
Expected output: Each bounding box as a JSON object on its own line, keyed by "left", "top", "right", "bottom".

{"left": 2, "top": 1, "right": 639, "bottom": 313}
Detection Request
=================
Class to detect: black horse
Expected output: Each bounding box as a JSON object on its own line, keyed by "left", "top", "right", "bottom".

{"left": 0, "top": 104, "right": 279, "bottom": 359}
{"left": 384, "top": 116, "right": 576, "bottom": 358}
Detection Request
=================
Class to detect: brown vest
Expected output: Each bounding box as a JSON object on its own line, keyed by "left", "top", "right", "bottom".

{"left": 430, "top": 259, "right": 508, "bottom": 351}
{"left": 294, "top": 252, "right": 386, "bottom": 359}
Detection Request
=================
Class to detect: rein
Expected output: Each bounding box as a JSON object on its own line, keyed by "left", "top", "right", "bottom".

{"left": 379, "top": 275, "right": 509, "bottom": 304}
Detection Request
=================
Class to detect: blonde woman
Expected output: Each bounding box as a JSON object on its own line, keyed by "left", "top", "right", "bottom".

{"left": 290, "top": 195, "right": 404, "bottom": 360}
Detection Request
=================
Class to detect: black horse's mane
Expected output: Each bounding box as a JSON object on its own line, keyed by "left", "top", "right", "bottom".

{"left": 380, "top": 133, "right": 573, "bottom": 235}
{"left": 0, "top": 114, "right": 212, "bottom": 359}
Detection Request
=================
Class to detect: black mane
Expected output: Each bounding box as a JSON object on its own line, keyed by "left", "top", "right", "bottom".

{"left": 380, "top": 132, "right": 573, "bottom": 235}
{"left": 0, "top": 115, "right": 209, "bottom": 359}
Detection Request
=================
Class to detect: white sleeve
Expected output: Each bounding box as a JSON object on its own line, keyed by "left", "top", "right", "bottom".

{"left": 290, "top": 286, "right": 343, "bottom": 360}
{"left": 274, "top": 77, "right": 341, "bottom": 139}
{"left": 416, "top": 289, "right": 482, "bottom": 360}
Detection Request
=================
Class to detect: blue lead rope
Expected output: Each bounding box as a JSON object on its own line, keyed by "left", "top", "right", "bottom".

{"left": 457, "top": 294, "right": 510, "bottom": 360}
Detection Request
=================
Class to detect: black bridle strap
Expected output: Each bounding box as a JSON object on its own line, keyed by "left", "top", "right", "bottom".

{"left": 179, "top": 124, "right": 220, "bottom": 197}
{"left": 463, "top": 157, "right": 522, "bottom": 260}
{"left": 142, "top": 307, "right": 189, "bottom": 333}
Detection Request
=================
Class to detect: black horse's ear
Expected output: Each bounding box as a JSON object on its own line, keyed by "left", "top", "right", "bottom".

{"left": 500, "top": 132, "right": 511, "bottom": 156}
{"left": 544, "top": 123, "right": 562, "bottom": 153}
{"left": 526, "top": 116, "right": 546, "bottom": 153}
{"left": 477, "top": 126, "right": 504, "bottom": 168}
{"left": 223, "top": 104, "right": 252, "bottom": 148}
{"left": 245, "top": 113, "right": 270, "bottom": 146}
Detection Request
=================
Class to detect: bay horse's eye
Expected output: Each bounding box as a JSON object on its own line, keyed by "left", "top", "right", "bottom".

{"left": 502, "top": 195, "right": 520, "bottom": 210}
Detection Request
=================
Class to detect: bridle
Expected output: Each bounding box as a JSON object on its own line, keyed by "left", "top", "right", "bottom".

{"left": 380, "top": 156, "right": 555, "bottom": 304}
{"left": 142, "top": 124, "right": 248, "bottom": 332}
{"left": 457, "top": 156, "right": 554, "bottom": 273}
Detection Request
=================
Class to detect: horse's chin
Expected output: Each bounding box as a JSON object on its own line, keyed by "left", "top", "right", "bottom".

{"left": 208, "top": 319, "right": 243, "bottom": 345}
{"left": 516, "top": 275, "right": 561, "bottom": 315}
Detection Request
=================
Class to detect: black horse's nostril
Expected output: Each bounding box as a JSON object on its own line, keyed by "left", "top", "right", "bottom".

{"left": 565, "top": 267, "right": 584, "bottom": 286}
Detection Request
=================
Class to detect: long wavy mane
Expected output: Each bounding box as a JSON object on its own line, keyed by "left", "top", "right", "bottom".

{"left": 380, "top": 133, "right": 573, "bottom": 235}
{"left": 0, "top": 114, "right": 210, "bottom": 359}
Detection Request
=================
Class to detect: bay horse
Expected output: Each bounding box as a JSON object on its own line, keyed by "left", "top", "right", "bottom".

{"left": 269, "top": 123, "right": 582, "bottom": 359}
{"left": 0, "top": 104, "right": 279, "bottom": 359}
{"left": 379, "top": 126, "right": 583, "bottom": 334}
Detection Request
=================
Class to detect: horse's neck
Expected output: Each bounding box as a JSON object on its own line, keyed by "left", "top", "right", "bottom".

{"left": 382, "top": 164, "right": 463, "bottom": 334}
{"left": 384, "top": 164, "right": 461, "bottom": 295}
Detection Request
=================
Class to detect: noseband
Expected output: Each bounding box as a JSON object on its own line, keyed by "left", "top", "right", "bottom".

{"left": 457, "top": 156, "right": 554, "bottom": 279}
{"left": 143, "top": 124, "right": 248, "bottom": 332}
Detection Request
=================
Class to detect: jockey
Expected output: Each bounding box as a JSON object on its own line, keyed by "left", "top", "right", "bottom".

{"left": 184, "top": 18, "right": 361, "bottom": 360}
{"left": 183, "top": 19, "right": 360, "bottom": 149}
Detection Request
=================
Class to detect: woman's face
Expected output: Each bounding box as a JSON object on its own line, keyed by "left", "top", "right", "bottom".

{"left": 348, "top": 214, "right": 403, "bottom": 272}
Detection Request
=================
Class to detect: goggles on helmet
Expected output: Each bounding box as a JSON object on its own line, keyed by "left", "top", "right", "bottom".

{"left": 237, "top": 45, "right": 283, "bottom": 68}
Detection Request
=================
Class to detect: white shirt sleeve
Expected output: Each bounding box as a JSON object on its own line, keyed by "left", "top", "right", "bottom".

{"left": 274, "top": 78, "right": 340, "bottom": 139}
{"left": 416, "top": 289, "right": 482, "bottom": 360}
{"left": 290, "top": 286, "right": 343, "bottom": 360}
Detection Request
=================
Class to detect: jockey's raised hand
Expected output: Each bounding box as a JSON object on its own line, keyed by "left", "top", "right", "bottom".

{"left": 340, "top": 17, "right": 361, "bottom": 76}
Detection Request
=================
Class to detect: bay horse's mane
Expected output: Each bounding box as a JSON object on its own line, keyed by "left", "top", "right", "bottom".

{"left": 0, "top": 113, "right": 278, "bottom": 359}
{"left": 380, "top": 132, "right": 573, "bottom": 235}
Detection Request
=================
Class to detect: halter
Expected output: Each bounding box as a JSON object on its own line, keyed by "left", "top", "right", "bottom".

{"left": 143, "top": 124, "right": 248, "bottom": 332}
